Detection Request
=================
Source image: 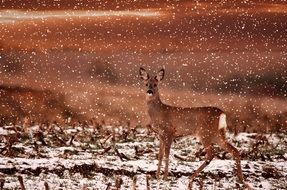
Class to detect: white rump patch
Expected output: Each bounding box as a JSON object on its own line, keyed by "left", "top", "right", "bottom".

{"left": 218, "top": 113, "right": 227, "bottom": 129}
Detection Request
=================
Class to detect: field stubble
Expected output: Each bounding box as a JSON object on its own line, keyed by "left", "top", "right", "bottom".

{"left": 0, "top": 122, "right": 286, "bottom": 189}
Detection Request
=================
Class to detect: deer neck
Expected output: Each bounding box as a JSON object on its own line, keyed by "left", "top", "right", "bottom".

{"left": 146, "top": 93, "right": 163, "bottom": 107}
{"left": 146, "top": 93, "right": 166, "bottom": 124}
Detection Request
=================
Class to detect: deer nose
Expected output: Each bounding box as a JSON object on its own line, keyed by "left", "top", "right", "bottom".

{"left": 147, "top": 90, "right": 153, "bottom": 96}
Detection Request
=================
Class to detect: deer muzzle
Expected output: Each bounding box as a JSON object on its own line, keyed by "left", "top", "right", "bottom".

{"left": 146, "top": 89, "right": 153, "bottom": 96}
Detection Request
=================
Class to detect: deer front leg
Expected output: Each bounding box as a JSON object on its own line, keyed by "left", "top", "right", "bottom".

{"left": 163, "top": 137, "right": 173, "bottom": 180}
{"left": 156, "top": 139, "right": 164, "bottom": 179}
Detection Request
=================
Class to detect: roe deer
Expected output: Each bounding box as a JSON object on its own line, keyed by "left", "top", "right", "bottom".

{"left": 139, "top": 67, "right": 244, "bottom": 185}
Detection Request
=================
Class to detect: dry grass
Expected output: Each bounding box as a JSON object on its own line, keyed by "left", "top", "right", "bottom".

{"left": 0, "top": 49, "right": 286, "bottom": 132}
{"left": 0, "top": 81, "right": 286, "bottom": 133}
{"left": 64, "top": 82, "right": 287, "bottom": 133}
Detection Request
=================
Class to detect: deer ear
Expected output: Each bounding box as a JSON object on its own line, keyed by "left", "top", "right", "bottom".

{"left": 139, "top": 67, "right": 149, "bottom": 81}
{"left": 155, "top": 68, "right": 165, "bottom": 81}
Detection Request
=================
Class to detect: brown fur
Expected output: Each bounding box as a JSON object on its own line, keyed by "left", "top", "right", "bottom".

{"left": 139, "top": 68, "right": 244, "bottom": 184}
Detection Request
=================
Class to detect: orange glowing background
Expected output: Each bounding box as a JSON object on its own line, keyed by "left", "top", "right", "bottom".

{"left": 1, "top": 1, "right": 287, "bottom": 52}
{"left": 0, "top": 0, "right": 287, "bottom": 124}
{"left": 1, "top": 1, "right": 287, "bottom": 91}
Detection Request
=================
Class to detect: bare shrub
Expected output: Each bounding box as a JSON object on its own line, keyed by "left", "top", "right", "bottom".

{"left": 87, "top": 59, "right": 118, "bottom": 83}
{"left": 0, "top": 52, "right": 25, "bottom": 75}
{"left": 0, "top": 85, "right": 83, "bottom": 125}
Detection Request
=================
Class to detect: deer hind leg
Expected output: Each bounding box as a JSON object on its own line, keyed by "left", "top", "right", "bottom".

{"left": 188, "top": 144, "right": 215, "bottom": 189}
{"left": 218, "top": 139, "right": 244, "bottom": 182}
{"left": 156, "top": 139, "right": 165, "bottom": 179}
{"left": 190, "top": 144, "right": 215, "bottom": 181}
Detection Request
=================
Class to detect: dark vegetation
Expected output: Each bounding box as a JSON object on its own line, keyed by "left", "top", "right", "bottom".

{"left": 218, "top": 73, "right": 287, "bottom": 97}
{"left": 87, "top": 59, "right": 118, "bottom": 83}
{"left": 0, "top": 51, "right": 25, "bottom": 74}
{"left": 0, "top": 85, "right": 83, "bottom": 126}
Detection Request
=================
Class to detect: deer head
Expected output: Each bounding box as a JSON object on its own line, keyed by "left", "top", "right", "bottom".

{"left": 139, "top": 67, "right": 165, "bottom": 98}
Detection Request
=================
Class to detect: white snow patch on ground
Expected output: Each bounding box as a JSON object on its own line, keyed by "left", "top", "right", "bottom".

{"left": 0, "top": 125, "right": 286, "bottom": 189}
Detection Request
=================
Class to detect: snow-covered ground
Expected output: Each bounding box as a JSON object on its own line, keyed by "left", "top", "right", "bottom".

{"left": 0, "top": 124, "right": 286, "bottom": 189}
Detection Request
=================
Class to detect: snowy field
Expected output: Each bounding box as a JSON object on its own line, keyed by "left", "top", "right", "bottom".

{"left": 0, "top": 124, "right": 286, "bottom": 190}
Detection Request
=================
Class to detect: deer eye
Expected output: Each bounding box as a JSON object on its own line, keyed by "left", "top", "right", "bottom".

{"left": 146, "top": 83, "right": 148, "bottom": 86}
{"left": 154, "top": 84, "right": 157, "bottom": 87}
